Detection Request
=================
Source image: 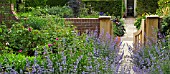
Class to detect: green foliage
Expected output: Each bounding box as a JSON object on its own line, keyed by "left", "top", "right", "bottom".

{"left": 46, "top": 0, "right": 69, "bottom": 6}
{"left": 121, "top": 1, "right": 126, "bottom": 17}
{"left": 24, "top": 17, "right": 48, "bottom": 30}
{"left": 136, "top": 0, "right": 159, "bottom": 16}
{"left": 0, "top": 53, "right": 42, "bottom": 72}
{"left": 79, "top": 7, "right": 99, "bottom": 18}
{"left": 157, "top": 0, "right": 170, "bottom": 16}
{"left": 0, "top": 16, "right": 119, "bottom": 73}
{"left": 0, "top": 23, "right": 46, "bottom": 54}
{"left": 83, "top": 1, "right": 122, "bottom": 17}
{"left": 24, "top": 0, "right": 69, "bottom": 7}
{"left": 158, "top": 0, "right": 170, "bottom": 7}
{"left": 47, "top": 6, "right": 73, "bottom": 18}
{"left": 161, "top": 14, "right": 170, "bottom": 36}
{"left": 25, "top": 0, "right": 47, "bottom": 7}
{"left": 112, "top": 18, "right": 126, "bottom": 37}
{"left": 0, "top": 0, "right": 16, "bottom": 3}
{"left": 18, "top": 6, "right": 73, "bottom": 18}
{"left": 134, "top": 16, "right": 146, "bottom": 30}
{"left": 0, "top": 17, "right": 78, "bottom": 55}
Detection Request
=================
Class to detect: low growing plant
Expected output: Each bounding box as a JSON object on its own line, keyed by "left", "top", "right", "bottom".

{"left": 131, "top": 35, "right": 170, "bottom": 73}
{"left": 0, "top": 30, "right": 124, "bottom": 73}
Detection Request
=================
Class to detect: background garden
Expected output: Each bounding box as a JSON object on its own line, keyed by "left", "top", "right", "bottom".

{"left": 0, "top": 0, "right": 170, "bottom": 74}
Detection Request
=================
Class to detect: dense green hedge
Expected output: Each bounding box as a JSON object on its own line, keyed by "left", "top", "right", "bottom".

{"left": 46, "top": 0, "right": 69, "bottom": 6}
{"left": 25, "top": 0, "right": 47, "bottom": 7}
{"left": 83, "top": 1, "right": 122, "bottom": 17}
{"left": 24, "top": 0, "right": 69, "bottom": 7}
{"left": 136, "top": 0, "right": 159, "bottom": 16}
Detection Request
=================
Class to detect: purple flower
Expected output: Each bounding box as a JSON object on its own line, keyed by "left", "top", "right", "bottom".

{"left": 28, "top": 27, "right": 32, "bottom": 32}
{"left": 56, "top": 38, "right": 59, "bottom": 40}
{"left": 18, "top": 49, "right": 22, "bottom": 52}
{"left": 132, "top": 66, "right": 138, "bottom": 72}
{"left": 48, "top": 44, "right": 53, "bottom": 47}
{"left": 113, "top": 19, "right": 117, "bottom": 22}
{"left": 99, "top": 12, "right": 104, "bottom": 16}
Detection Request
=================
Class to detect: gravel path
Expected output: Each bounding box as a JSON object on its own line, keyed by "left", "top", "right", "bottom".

{"left": 119, "top": 17, "right": 137, "bottom": 74}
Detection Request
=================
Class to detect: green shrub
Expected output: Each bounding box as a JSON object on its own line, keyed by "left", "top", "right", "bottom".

{"left": 46, "top": 0, "right": 69, "bottom": 6}
{"left": 79, "top": 7, "right": 99, "bottom": 18}
{"left": 112, "top": 18, "right": 126, "bottom": 37}
{"left": 0, "top": 18, "right": 121, "bottom": 73}
{"left": 0, "top": 17, "right": 77, "bottom": 55}
{"left": 47, "top": 6, "right": 73, "bottom": 18}
{"left": 0, "top": 23, "right": 47, "bottom": 55}
{"left": 24, "top": 17, "right": 48, "bottom": 30}
{"left": 134, "top": 16, "right": 146, "bottom": 30}
{"left": 25, "top": 0, "right": 47, "bottom": 7}
{"left": 18, "top": 6, "right": 73, "bottom": 18}
{"left": 161, "top": 14, "right": 170, "bottom": 36}
{"left": 156, "top": 0, "right": 170, "bottom": 16}
{"left": 0, "top": 53, "right": 43, "bottom": 72}
{"left": 83, "top": 1, "right": 122, "bottom": 17}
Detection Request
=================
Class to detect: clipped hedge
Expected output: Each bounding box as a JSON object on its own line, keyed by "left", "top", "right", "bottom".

{"left": 136, "top": 0, "right": 159, "bottom": 16}
{"left": 83, "top": 0, "right": 122, "bottom": 17}
{"left": 24, "top": 0, "right": 69, "bottom": 7}
{"left": 46, "top": 0, "right": 69, "bottom": 6}
{"left": 25, "top": 0, "right": 47, "bottom": 7}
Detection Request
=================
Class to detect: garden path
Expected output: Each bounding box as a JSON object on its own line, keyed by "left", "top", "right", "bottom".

{"left": 119, "top": 17, "right": 137, "bottom": 73}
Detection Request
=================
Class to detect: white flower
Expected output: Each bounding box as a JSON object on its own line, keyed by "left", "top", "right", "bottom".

{"left": 6, "top": 42, "right": 9, "bottom": 45}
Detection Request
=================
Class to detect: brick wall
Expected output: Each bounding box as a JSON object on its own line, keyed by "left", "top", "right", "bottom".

{"left": 64, "top": 18, "right": 100, "bottom": 35}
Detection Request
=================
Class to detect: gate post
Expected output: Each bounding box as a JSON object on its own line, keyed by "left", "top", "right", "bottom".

{"left": 145, "top": 15, "right": 159, "bottom": 44}
{"left": 99, "top": 16, "right": 112, "bottom": 40}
